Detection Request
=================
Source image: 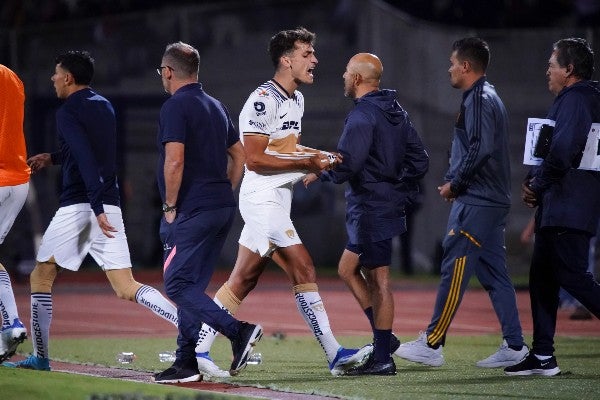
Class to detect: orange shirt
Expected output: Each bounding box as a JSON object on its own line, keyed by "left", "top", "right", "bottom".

{"left": 0, "top": 64, "right": 30, "bottom": 186}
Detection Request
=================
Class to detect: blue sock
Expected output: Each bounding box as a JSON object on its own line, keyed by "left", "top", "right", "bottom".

{"left": 373, "top": 329, "right": 392, "bottom": 362}
{"left": 364, "top": 307, "right": 375, "bottom": 331}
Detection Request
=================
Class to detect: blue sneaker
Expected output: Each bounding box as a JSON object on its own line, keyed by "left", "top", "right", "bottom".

{"left": 3, "top": 355, "right": 51, "bottom": 371}
{"left": 0, "top": 319, "right": 27, "bottom": 363}
{"left": 329, "top": 345, "right": 373, "bottom": 376}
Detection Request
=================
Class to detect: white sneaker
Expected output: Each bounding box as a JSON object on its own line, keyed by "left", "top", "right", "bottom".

{"left": 196, "top": 352, "right": 231, "bottom": 378}
{"left": 330, "top": 344, "right": 373, "bottom": 376}
{"left": 476, "top": 340, "right": 529, "bottom": 368}
{"left": 0, "top": 319, "right": 27, "bottom": 363}
{"left": 395, "top": 332, "right": 444, "bottom": 367}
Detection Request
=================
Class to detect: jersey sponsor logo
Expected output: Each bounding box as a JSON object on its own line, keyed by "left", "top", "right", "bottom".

{"left": 254, "top": 102, "right": 266, "bottom": 116}
{"left": 279, "top": 113, "right": 288, "bottom": 119}
{"left": 295, "top": 293, "right": 324, "bottom": 336}
{"left": 257, "top": 89, "right": 269, "bottom": 97}
{"left": 31, "top": 302, "right": 45, "bottom": 357}
{"left": 138, "top": 298, "right": 178, "bottom": 325}
{"left": 249, "top": 120, "right": 267, "bottom": 130}
{"left": 0, "top": 305, "right": 8, "bottom": 324}
{"left": 281, "top": 121, "right": 299, "bottom": 130}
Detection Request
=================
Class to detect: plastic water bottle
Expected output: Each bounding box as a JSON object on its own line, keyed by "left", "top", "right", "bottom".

{"left": 158, "top": 351, "right": 176, "bottom": 363}
{"left": 116, "top": 352, "right": 136, "bottom": 364}
{"left": 247, "top": 352, "right": 262, "bottom": 365}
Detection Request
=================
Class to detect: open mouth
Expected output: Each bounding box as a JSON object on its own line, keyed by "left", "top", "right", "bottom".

{"left": 308, "top": 67, "right": 315, "bottom": 77}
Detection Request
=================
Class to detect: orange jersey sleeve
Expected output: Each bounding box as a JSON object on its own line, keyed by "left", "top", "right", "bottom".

{"left": 0, "top": 64, "right": 30, "bottom": 186}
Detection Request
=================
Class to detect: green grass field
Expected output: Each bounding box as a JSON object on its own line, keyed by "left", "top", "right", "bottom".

{"left": 2, "top": 335, "right": 599, "bottom": 400}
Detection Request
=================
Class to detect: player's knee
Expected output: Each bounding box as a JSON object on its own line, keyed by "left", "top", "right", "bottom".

{"left": 337, "top": 263, "right": 356, "bottom": 282}
{"left": 30, "top": 262, "right": 57, "bottom": 292}
{"left": 106, "top": 269, "right": 140, "bottom": 301}
{"left": 286, "top": 258, "right": 316, "bottom": 283}
{"left": 228, "top": 273, "right": 258, "bottom": 297}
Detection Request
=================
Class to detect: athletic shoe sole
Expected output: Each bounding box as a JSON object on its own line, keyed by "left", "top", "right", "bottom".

{"left": 505, "top": 367, "right": 561, "bottom": 376}
{"left": 152, "top": 373, "right": 202, "bottom": 384}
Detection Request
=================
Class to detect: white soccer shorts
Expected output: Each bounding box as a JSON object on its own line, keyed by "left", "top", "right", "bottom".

{"left": 0, "top": 182, "right": 29, "bottom": 244}
{"left": 238, "top": 184, "right": 302, "bottom": 257}
{"left": 36, "top": 203, "right": 132, "bottom": 271}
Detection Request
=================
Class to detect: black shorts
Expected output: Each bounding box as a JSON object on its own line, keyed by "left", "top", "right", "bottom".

{"left": 345, "top": 238, "right": 392, "bottom": 269}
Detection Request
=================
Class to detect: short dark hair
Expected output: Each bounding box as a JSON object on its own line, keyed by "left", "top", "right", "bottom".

{"left": 553, "top": 38, "right": 594, "bottom": 80}
{"left": 55, "top": 50, "right": 94, "bottom": 85}
{"left": 452, "top": 37, "right": 490, "bottom": 73}
{"left": 162, "top": 41, "right": 200, "bottom": 78}
{"left": 268, "top": 27, "right": 316, "bottom": 68}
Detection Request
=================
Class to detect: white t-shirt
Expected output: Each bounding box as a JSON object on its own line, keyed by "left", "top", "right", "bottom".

{"left": 238, "top": 80, "right": 309, "bottom": 195}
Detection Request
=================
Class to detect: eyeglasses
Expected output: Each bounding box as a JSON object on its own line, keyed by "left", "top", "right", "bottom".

{"left": 156, "top": 66, "right": 174, "bottom": 76}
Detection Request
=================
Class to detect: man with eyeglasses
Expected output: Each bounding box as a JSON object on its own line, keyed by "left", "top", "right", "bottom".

{"left": 152, "top": 41, "right": 262, "bottom": 384}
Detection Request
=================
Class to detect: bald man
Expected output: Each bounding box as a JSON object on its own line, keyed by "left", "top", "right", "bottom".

{"left": 305, "top": 53, "right": 429, "bottom": 375}
{"left": 193, "top": 28, "right": 373, "bottom": 378}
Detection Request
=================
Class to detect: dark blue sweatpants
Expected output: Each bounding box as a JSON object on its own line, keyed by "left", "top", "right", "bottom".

{"left": 530, "top": 227, "right": 600, "bottom": 355}
{"left": 426, "top": 201, "right": 523, "bottom": 347}
{"left": 160, "top": 207, "right": 239, "bottom": 365}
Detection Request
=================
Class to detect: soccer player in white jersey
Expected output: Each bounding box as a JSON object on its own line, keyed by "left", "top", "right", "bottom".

{"left": 193, "top": 27, "right": 372, "bottom": 378}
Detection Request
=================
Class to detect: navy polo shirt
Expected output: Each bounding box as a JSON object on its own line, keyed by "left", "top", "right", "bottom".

{"left": 157, "top": 83, "right": 238, "bottom": 214}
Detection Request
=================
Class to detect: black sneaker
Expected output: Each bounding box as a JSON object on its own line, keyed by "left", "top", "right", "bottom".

{"left": 152, "top": 364, "right": 201, "bottom": 384}
{"left": 230, "top": 322, "right": 263, "bottom": 376}
{"left": 345, "top": 353, "right": 397, "bottom": 376}
{"left": 504, "top": 353, "right": 561, "bottom": 376}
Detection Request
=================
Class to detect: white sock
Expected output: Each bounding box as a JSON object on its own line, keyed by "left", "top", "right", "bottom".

{"left": 31, "top": 293, "right": 52, "bottom": 359}
{"left": 0, "top": 270, "right": 20, "bottom": 329}
{"left": 294, "top": 290, "right": 341, "bottom": 363}
{"left": 196, "top": 297, "right": 228, "bottom": 354}
{"left": 135, "top": 285, "right": 178, "bottom": 327}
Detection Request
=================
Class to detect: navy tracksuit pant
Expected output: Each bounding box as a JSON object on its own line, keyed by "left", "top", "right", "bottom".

{"left": 161, "top": 207, "right": 239, "bottom": 365}
{"left": 426, "top": 201, "right": 524, "bottom": 347}
{"left": 530, "top": 227, "right": 600, "bottom": 355}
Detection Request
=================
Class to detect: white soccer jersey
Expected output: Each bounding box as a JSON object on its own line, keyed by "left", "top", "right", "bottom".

{"left": 239, "top": 80, "right": 308, "bottom": 195}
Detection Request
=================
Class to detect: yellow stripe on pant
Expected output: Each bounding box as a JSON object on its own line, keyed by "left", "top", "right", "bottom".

{"left": 428, "top": 256, "right": 466, "bottom": 345}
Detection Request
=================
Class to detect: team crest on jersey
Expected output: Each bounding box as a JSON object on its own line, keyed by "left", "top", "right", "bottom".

{"left": 249, "top": 120, "right": 266, "bottom": 130}
{"left": 285, "top": 229, "right": 295, "bottom": 238}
